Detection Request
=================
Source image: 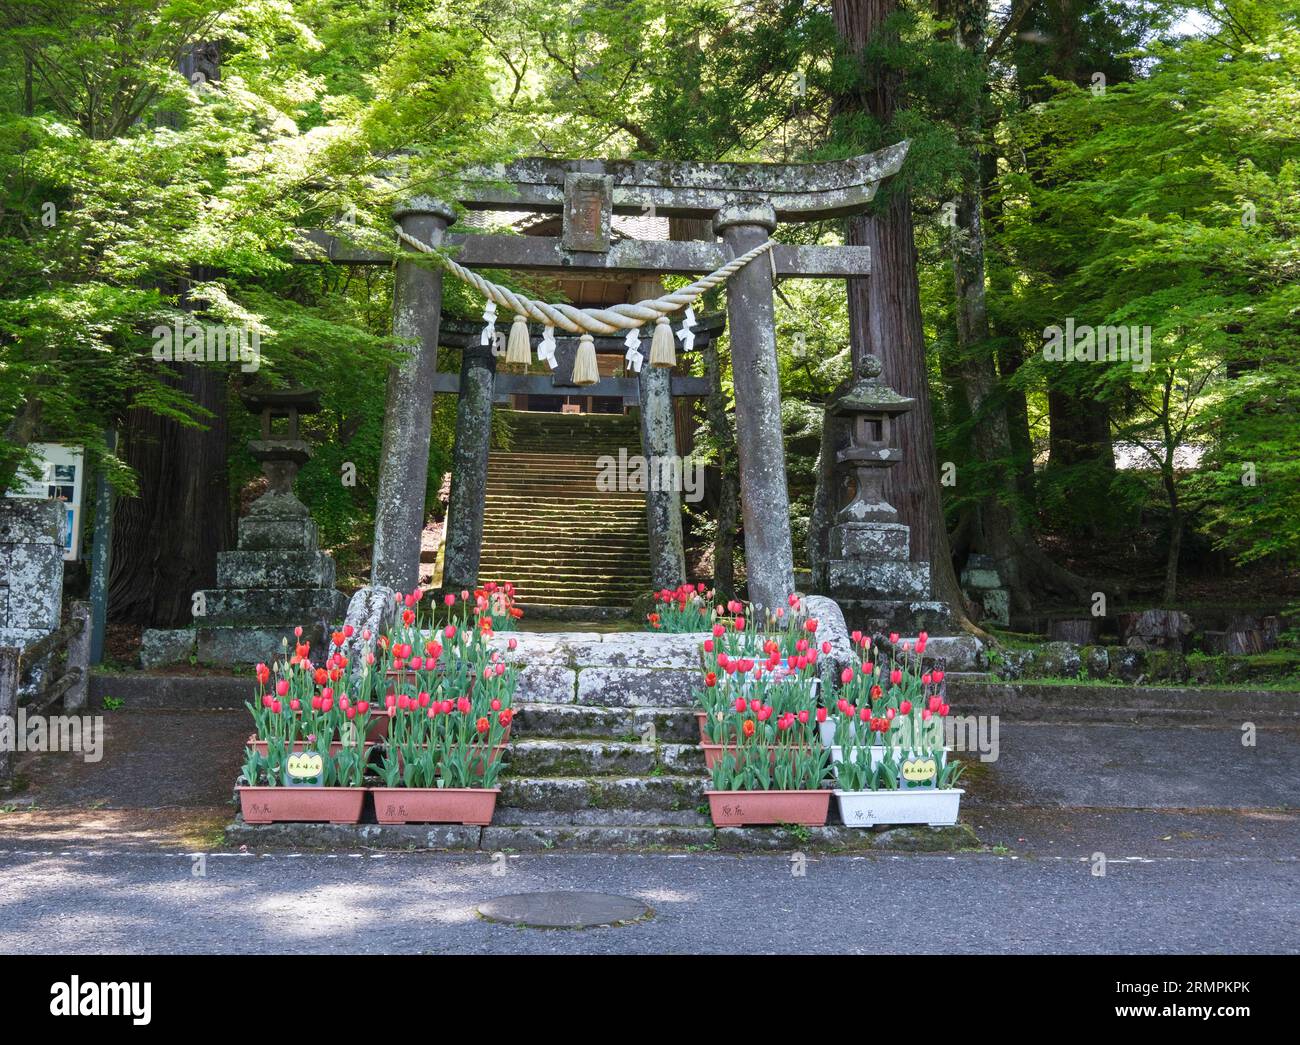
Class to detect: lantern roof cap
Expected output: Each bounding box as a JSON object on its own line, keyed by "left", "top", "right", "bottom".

{"left": 826, "top": 366, "right": 915, "bottom": 417}
{"left": 241, "top": 387, "right": 321, "bottom": 415}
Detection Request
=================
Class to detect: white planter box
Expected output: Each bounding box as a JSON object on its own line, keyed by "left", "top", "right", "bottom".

{"left": 833, "top": 788, "right": 964, "bottom": 828}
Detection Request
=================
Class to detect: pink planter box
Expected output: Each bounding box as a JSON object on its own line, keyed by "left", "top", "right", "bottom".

{"left": 238, "top": 787, "right": 365, "bottom": 824}
{"left": 371, "top": 787, "right": 500, "bottom": 825}
{"left": 706, "top": 789, "right": 831, "bottom": 827}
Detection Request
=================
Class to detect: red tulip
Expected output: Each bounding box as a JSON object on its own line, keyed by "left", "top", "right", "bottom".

{"left": 890, "top": 669, "right": 903, "bottom": 686}
{"left": 742, "top": 719, "right": 755, "bottom": 738}
{"left": 356, "top": 701, "right": 369, "bottom": 716}
{"left": 289, "top": 699, "right": 300, "bottom": 712}
{"left": 703, "top": 638, "right": 714, "bottom": 653}
{"left": 734, "top": 698, "right": 747, "bottom": 713}
{"left": 888, "top": 632, "right": 899, "bottom": 644}
{"left": 816, "top": 706, "right": 827, "bottom": 723}
{"left": 899, "top": 700, "right": 912, "bottom": 715}
{"left": 476, "top": 716, "right": 489, "bottom": 734}
{"left": 491, "top": 698, "right": 501, "bottom": 711}
{"left": 704, "top": 671, "right": 717, "bottom": 687}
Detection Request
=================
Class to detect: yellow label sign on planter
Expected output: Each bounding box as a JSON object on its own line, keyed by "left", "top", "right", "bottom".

{"left": 285, "top": 751, "right": 325, "bottom": 786}
{"left": 901, "top": 756, "right": 937, "bottom": 785}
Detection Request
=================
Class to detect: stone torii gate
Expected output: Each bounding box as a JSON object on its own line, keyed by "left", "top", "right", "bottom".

{"left": 340, "top": 144, "right": 908, "bottom": 613}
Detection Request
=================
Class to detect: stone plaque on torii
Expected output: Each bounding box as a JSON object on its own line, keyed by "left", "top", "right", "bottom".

{"left": 309, "top": 144, "right": 914, "bottom": 614}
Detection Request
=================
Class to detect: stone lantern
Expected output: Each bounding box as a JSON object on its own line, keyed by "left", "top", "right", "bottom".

{"left": 189, "top": 385, "right": 347, "bottom": 663}
{"left": 242, "top": 387, "right": 319, "bottom": 501}
{"left": 827, "top": 354, "right": 914, "bottom": 527}
{"left": 824, "top": 352, "right": 940, "bottom": 625}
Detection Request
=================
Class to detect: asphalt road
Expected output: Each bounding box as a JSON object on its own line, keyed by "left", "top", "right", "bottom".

{"left": 0, "top": 839, "right": 1295, "bottom": 954}
{"left": 1, "top": 709, "right": 1297, "bottom": 954}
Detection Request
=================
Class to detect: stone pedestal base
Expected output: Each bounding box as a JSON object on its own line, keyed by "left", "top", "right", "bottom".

{"left": 827, "top": 559, "right": 931, "bottom": 600}
{"left": 188, "top": 491, "right": 347, "bottom": 665}
{"left": 838, "top": 599, "right": 956, "bottom": 636}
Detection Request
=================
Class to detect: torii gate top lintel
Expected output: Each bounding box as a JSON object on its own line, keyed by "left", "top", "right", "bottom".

{"left": 452, "top": 141, "right": 909, "bottom": 222}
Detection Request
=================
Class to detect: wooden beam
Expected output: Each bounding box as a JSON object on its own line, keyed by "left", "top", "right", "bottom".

{"left": 298, "top": 231, "right": 871, "bottom": 277}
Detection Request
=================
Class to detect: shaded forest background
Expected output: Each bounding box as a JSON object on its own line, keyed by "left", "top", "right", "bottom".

{"left": 0, "top": 0, "right": 1296, "bottom": 630}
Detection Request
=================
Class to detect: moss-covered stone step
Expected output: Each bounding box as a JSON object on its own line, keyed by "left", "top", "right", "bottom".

{"left": 490, "top": 808, "right": 712, "bottom": 827}
{"left": 498, "top": 774, "right": 706, "bottom": 812}
{"left": 505, "top": 739, "right": 704, "bottom": 776}
{"left": 476, "top": 572, "right": 650, "bottom": 588}
{"left": 511, "top": 665, "right": 696, "bottom": 706}
{"left": 480, "top": 550, "right": 652, "bottom": 566}
{"left": 512, "top": 703, "right": 697, "bottom": 742}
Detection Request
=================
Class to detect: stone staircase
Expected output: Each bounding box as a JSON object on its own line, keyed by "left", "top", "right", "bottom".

{"left": 484, "top": 631, "right": 712, "bottom": 848}
{"left": 476, "top": 631, "right": 972, "bottom": 851}
{"left": 479, "top": 412, "right": 650, "bottom": 612}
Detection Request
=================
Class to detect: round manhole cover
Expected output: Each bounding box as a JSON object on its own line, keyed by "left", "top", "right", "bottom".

{"left": 478, "top": 891, "right": 652, "bottom": 929}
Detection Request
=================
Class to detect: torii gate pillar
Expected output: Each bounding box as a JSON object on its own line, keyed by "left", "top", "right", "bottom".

{"left": 372, "top": 198, "right": 456, "bottom": 592}
{"left": 715, "top": 201, "right": 795, "bottom": 613}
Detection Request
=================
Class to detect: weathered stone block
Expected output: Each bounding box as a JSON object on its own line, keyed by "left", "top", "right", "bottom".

{"left": 514, "top": 665, "right": 577, "bottom": 704}
{"left": 236, "top": 515, "right": 319, "bottom": 552}
{"left": 830, "top": 522, "right": 910, "bottom": 561}
{"left": 0, "top": 497, "right": 65, "bottom": 543}
{"left": 140, "top": 628, "right": 196, "bottom": 667}
{"left": 1084, "top": 645, "right": 1110, "bottom": 679}
{"left": 195, "top": 625, "right": 304, "bottom": 665}
{"left": 567, "top": 633, "right": 705, "bottom": 669}
{"left": 0, "top": 499, "right": 65, "bottom": 635}
{"left": 1034, "top": 641, "right": 1083, "bottom": 678}
{"left": 575, "top": 666, "right": 696, "bottom": 707}
{"left": 961, "top": 568, "right": 1002, "bottom": 590}
{"left": 216, "top": 550, "right": 335, "bottom": 589}
{"left": 199, "top": 587, "right": 348, "bottom": 626}
{"left": 973, "top": 587, "right": 1009, "bottom": 626}
{"left": 839, "top": 600, "right": 956, "bottom": 635}
{"left": 340, "top": 585, "right": 395, "bottom": 670}
{"left": 0, "top": 543, "right": 64, "bottom": 631}
{"left": 828, "top": 559, "right": 930, "bottom": 600}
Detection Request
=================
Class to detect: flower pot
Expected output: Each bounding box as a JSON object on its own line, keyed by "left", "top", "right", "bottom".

{"left": 371, "top": 787, "right": 499, "bottom": 826}
{"left": 832, "top": 788, "right": 963, "bottom": 828}
{"left": 695, "top": 710, "right": 710, "bottom": 742}
{"left": 705, "top": 789, "right": 830, "bottom": 827}
{"left": 237, "top": 786, "right": 365, "bottom": 824}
